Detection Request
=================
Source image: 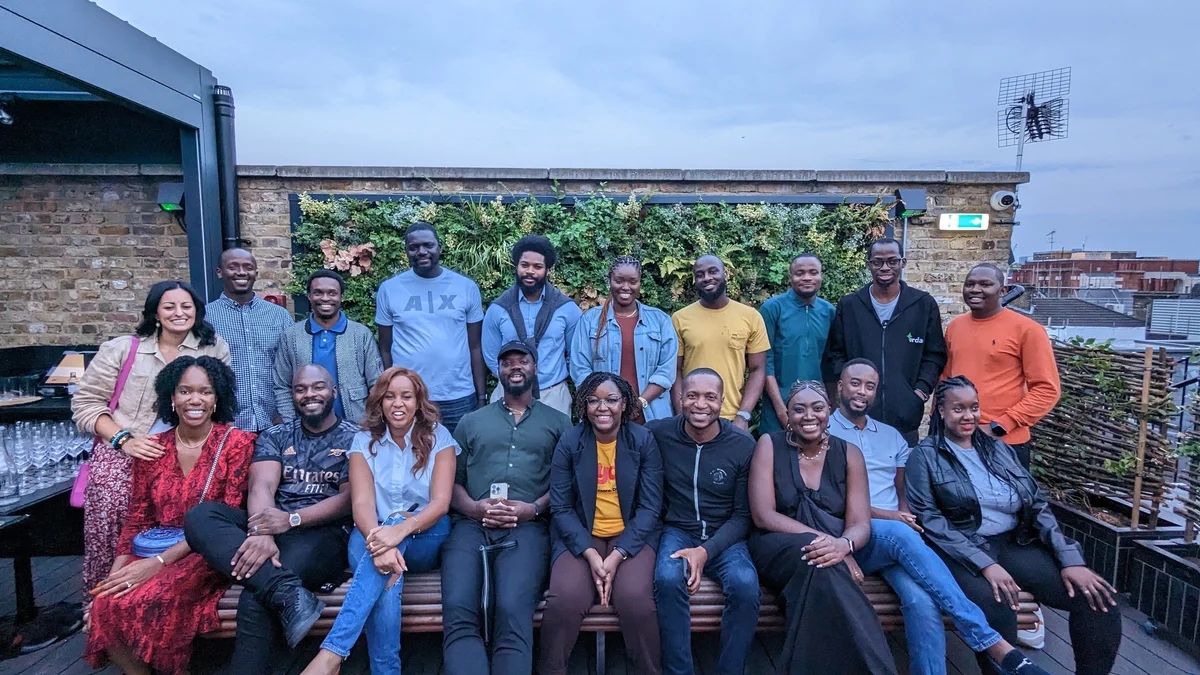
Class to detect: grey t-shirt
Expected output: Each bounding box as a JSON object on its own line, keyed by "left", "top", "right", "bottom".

{"left": 375, "top": 268, "right": 484, "bottom": 401}
{"left": 871, "top": 292, "right": 899, "bottom": 325}
{"left": 946, "top": 439, "right": 1020, "bottom": 536}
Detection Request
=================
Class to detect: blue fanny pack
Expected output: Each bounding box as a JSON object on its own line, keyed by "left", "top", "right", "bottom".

{"left": 133, "top": 427, "right": 233, "bottom": 559}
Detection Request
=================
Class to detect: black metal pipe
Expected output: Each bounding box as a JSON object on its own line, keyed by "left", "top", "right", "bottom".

{"left": 213, "top": 84, "right": 240, "bottom": 249}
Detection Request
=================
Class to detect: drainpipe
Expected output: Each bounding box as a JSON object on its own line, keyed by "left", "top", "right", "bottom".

{"left": 900, "top": 216, "right": 909, "bottom": 281}
{"left": 213, "top": 85, "right": 240, "bottom": 249}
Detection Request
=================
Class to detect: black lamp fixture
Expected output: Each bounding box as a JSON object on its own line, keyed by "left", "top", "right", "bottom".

{"left": 156, "top": 182, "right": 185, "bottom": 213}
{"left": 894, "top": 188, "right": 927, "bottom": 218}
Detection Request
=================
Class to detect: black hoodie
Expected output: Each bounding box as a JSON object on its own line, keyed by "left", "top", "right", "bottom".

{"left": 822, "top": 281, "right": 947, "bottom": 439}
{"left": 647, "top": 416, "right": 755, "bottom": 558}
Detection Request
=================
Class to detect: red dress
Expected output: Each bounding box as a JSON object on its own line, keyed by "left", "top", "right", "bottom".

{"left": 85, "top": 424, "right": 255, "bottom": 674}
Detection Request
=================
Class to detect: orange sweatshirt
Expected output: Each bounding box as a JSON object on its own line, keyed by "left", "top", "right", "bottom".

{"left": 942, "top": 309, "right": 1061, "bottom": 445}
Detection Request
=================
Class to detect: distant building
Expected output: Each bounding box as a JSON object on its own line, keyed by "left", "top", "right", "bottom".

{"left": 1014, "top": 297, "right": 1147, "bottom": 348}
{"left": 1011, "top": 250, "right": 1199, "bottom": 298}
{"left": 1150, "top": 299, "right": 1200, "bottom": 340}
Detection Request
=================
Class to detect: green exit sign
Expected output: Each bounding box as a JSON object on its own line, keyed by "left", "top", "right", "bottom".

{"left": 939, "top": 213, "right": 989, "bottom": 231}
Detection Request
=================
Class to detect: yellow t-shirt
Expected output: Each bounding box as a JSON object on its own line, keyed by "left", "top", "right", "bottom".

{"left": 672, "top": 300, "right": 771, "bottom": 419}
{"left": 592, "top": 440, "right": 624, "bottom": 538}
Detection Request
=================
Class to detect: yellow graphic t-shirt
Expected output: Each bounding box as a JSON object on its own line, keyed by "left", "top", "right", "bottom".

{"left": 592, "top": 439, "right": 624, "bottom": 538}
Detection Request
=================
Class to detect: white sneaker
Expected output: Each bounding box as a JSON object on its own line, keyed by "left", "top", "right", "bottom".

{"left": 1016, "top": 607, "right": 1045, "bottom": 650}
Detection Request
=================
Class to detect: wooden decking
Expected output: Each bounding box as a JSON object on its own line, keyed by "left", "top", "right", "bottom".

{"left": 2, "top": 555, "right": 1197, "bottom": 674}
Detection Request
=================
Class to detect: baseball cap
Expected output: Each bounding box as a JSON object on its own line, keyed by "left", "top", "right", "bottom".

{"left": 498, "top": 340, "right": 536, "bottom": 361}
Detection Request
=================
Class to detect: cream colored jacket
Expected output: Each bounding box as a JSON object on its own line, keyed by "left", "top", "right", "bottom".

{"left": 71, "top": 332, "right": 231, "bottom": 436}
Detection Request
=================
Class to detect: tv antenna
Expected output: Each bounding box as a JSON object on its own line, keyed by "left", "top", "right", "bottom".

{"left": 997, "top": 67, "right": 1071, "bottom": 173}
{"left": 1046, "top": 229, "right": 1056, "bottom": 253}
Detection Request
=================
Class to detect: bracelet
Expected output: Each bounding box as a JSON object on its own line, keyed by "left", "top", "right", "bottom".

{"left": 110, "top": 429, "right": 132, "bottom": 450}
{"left": 155, "top": 554, "right": 166, "bottom": 565}
{"left": 841, "top": 536, "right": 855, "bottom": 554}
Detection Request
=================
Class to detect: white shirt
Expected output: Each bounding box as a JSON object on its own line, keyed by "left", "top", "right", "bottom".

{"left": 348, "top": 424, "right": 460, "bottom": 522}
{"left": 828, "top": 409, "right": 910, "bottom": 511}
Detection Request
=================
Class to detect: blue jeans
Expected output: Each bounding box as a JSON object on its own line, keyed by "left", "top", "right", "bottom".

{"left": 856, "top": 519, "right": 1002, "bottom": 675}
{"left": 320, "top": 513, "right": 451, "bottom": 675}
{"left": 434, "top": 394, "right": 478, "bottom": 435}
{"left": 653, "top": 526, "right": 760, "bottom": 675}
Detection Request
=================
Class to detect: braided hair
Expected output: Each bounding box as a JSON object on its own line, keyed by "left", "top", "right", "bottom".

{"left": 931, "top": 376, "right": 1022, "bottom": 493}
{"left": 783, "top": 380, "right": 832, "bottom": 450}
{"left": 572, "top": 371, "right": 638, "bottom": 428}
{"left": 593, "top": 256, "right": 644, "bottom": 358}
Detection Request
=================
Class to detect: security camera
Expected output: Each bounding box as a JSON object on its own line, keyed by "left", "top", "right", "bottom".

{"left": 990, "top": 191, "right": 1017, "bottom": 211}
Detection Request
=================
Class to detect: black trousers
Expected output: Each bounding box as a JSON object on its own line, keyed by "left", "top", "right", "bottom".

{"left": 184, "top": 501, "right": 349, "bottom": 675}
{"left": 936, "top": 531, "right": 1122, "bottom": 675}
{"left": 440, "top": 518, "right": 549, "bottom": 675}
{"left": 1010, "top": 441, "right": 1033, "bottom": 470}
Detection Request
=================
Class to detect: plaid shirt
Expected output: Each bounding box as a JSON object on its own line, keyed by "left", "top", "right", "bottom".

{"left": 206, "top": 294, "right": 294, "bottom": 431}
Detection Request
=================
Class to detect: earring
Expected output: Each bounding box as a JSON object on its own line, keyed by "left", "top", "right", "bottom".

{"left": 171, "top": 402, "right": 176, "bottom": 412}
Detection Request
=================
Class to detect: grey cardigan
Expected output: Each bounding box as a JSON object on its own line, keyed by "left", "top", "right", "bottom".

{"left": 273, "top": 317, "right": 383, "bottom": 425}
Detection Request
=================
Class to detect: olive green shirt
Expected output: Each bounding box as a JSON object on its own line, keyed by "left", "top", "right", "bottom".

{"left": 452, "top": 400, "right": 572, "bottom": 503}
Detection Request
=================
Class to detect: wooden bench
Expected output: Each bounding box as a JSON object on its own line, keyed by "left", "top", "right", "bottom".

{"left": 207, "top": 573, "right": 1039, "bottom": 672}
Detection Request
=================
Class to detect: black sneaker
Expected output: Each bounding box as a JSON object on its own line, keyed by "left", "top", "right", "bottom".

{"left": 999, "top": 650, "right": 1051, "bottom": 675}
{"left": 269, "top": 583, "right": 325, "bottom": 649}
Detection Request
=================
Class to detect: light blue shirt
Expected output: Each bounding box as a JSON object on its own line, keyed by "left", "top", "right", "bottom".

{"left": 348, "top": 424, "right": 461, "bottom": 522}
{"left": 482, "top": 292, "right": 582, "bottom": 388}
{"left": 375, "top": 269, "right": 484, "bottom": 401}
{"left": 568, "top": 302, "right": 677, "bottom": 421}
{"left": 945, "top": 439, "right": 1021, "bottom": 536}
{"left": 308, "top": 312, "right": 348, "bottom": 419}
{"left": 829, "top": 409, "right": 910, "bottom": 510}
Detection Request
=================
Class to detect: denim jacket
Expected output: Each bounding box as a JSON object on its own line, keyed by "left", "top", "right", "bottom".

{"left": 569, "top": 302, "right": 678, "bottom": 421}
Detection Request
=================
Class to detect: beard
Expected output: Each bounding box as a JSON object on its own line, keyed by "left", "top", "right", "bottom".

{"left": 297, "top": 397, "right": 335, "bottom": 427}
{"left": 517, "top": 271, "right": 547, "bottom": 297}
{"left": 698, "top": 280, "right": 727, "bottom": 303}
{"left": 503, "top": 375, "right": 534, "bottom": 397}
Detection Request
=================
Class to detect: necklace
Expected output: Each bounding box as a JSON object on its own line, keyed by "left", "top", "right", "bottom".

{"left": 177, "top": 426, "right": 213, "bottom": 450}
{"left": 798, "top": 448, "right": 826, "bottom": 462}
{"left": 614, "top": 307, "right": 638, "bottom": 318}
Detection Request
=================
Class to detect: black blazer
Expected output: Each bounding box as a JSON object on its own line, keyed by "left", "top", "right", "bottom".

{"left": 549, "top": 422, "right": 664, "bottom": 564}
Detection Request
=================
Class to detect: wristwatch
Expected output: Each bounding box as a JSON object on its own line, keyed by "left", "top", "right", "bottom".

{"left": 289, "top": 512, "right": 302, "bottom": 528}
{"left": 990, "top": 422, "right": 1008, "bottom": 438}
{"left": 614, "top": 546, "right": 631, "bottom": 561}
{"left": 735, "top": 410, "right": 752, "bottom": 422}
{"left": 637, "top": 396, "right": 650, "bottom": 410}
{"left": 532, "top": 502, "right": 543, "bottom": 519}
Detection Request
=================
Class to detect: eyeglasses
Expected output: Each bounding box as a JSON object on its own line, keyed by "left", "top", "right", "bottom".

{"left": 867, "top": 258, "right": 904, "bottom": 270}
{"left": 586, "top": 396, "right": 623, "bottom": 408}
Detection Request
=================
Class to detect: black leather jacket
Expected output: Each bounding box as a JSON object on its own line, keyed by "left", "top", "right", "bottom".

{"left": 905, "top": 435, "right": 1084, "bottom": 575}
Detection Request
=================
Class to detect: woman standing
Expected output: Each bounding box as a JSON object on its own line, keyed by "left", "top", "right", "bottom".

{"left": 539, "top": 372, "right": 664, "bottom": 675}
{"left": 906, "top": 377, "right": 1123, "bottom": 675}
{"left": 302, "top": 367, "right": 459, "bottom": 675}
{"left": 569, "top": 256, "right": 677, "bottom": 423}
{"left": 747, "top": 380, "right": 896, "bottom": 675}
{"left": 72, "top": 280, "right": 230, "bottom": 592}
{"left": 85, "top": 356, "right": 254, "bottom": 675}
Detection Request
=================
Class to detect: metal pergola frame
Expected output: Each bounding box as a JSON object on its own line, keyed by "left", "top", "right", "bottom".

{"left": 1, "top": 0, "right": 224, "bottom": 299}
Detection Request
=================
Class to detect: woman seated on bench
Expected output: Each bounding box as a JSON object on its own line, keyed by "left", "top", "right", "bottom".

{"left": 747, "top": 380, "right": 897, "bottom": 675}
{"left": 906, "top": 376, "right": 1123, "bottom": 675}
{"left": 539, "top": 372, "right": 664, "bottom": 675}
{"left": 302, "top": 367, "right": 459, "bottom": 675}
{"left": 85, "top": 356, "right": 255, "bottom": 675}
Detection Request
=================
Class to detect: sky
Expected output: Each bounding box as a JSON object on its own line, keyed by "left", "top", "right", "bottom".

{"left": 96, "top": 0, "right": 1200, "bottom": 260}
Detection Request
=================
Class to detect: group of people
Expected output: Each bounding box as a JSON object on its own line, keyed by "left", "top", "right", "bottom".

{"left": 66, "top": 222, "right": 1124, "bottom": 675}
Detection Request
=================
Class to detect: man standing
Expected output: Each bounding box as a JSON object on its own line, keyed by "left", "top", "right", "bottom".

{"left": 376, "top": 222, "right": 487, "bottom": 432}
{"left": 482, "top": 234, "right": 582, "bottom": 415}
{"left": 186, "top": 365, "right": 357, "bottom": 671}
{"left": 273, "top": 270, "right": 382, "bottom": 425}
{"left": 205, "top": 248, "right": 294, "bottom": 432}
{"left": 944, "top": 263, "right": 1060, "bottom": 468}
{"left": 441, "top": 341, "right": 571, "bottom": 675}
{"left": 651, "top": 368, "right": 759, "bottom": 675}
{"left": 758, "top": 253, "right": 835, "bottom": 434}
{"left": 823, "top": 238, "right": 946, "bottom": 445}
{"left": 670, "top": 256, "right": 770, "bottom": 430}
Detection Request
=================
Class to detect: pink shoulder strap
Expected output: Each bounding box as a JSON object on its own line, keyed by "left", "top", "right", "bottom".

{"left": 108, "top": 336, "right": 141, "bottom": 412}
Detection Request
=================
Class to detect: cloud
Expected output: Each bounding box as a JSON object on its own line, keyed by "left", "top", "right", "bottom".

{"left": 95, "top": 0, "right": 1200, "bottom": 257}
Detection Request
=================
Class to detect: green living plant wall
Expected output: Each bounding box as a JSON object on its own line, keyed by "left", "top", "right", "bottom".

{"left": 288, "top": 192, "right": 890, "bottom": 327}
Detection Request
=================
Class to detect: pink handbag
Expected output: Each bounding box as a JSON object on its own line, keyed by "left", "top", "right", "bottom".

{"left": 70, "top": 337, "right": 140, "bottom": 508}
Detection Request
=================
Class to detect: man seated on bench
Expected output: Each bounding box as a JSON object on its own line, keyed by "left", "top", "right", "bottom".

{"left": 185, "top": 364, "right": 357, "bottom": 673}
{"left": 441, "top": 341, "right": 572, "bottom": 675}
{"left": 829, "top": 359, "right": 1048, "bottom": 675}
{"left": 649, "top": 368, "right": 759, "bottom": 675}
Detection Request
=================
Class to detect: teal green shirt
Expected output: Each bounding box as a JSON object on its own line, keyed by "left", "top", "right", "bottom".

{"left": 760, "top": 292, "right": 835, "bottom": 391}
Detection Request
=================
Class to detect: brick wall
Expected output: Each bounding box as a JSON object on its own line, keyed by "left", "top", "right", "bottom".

{"left": 0, "top": 170, "right": 188, "bottom": 346}
{"left": 0, "top": 165, "right": 1025, "bottom": 346}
